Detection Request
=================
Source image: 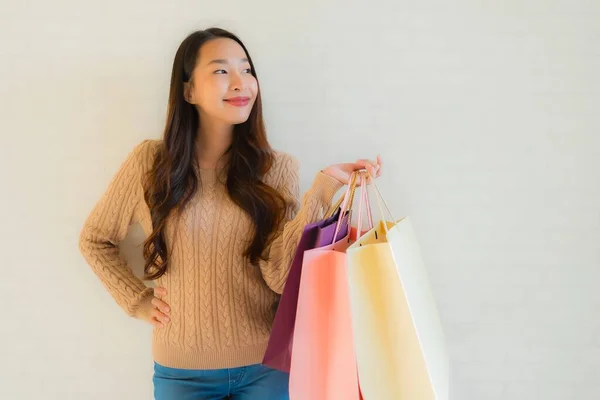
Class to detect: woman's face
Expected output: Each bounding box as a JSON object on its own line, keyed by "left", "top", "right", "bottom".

{"left": 185, "top": 38, "right": 258, "bottom": 125}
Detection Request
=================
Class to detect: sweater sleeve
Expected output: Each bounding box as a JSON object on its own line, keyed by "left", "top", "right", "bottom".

{"left": 78, "top": 139, "right": 155, "bottom": 319}
{"left": 259, "top": 153, "right": 345, "bottom": 293}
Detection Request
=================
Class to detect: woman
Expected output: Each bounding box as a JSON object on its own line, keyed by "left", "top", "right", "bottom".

{"left": 78, "top": 27, "right": 382, "bottom": 400}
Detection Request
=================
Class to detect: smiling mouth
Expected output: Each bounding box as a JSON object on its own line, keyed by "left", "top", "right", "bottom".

{"left": 224, "top": 97, "right": 250, "bottom": 107}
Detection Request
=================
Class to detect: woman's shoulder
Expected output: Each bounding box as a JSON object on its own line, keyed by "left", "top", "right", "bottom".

{"left": 128, "top": 138, "right": 162, "bottom": 171}
{"left": 132, "top": 138, "right": 162, "bottom": 156}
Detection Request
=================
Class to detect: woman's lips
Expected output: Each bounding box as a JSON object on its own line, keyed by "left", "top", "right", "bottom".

{"left": 224, "top": 97, "right": 250, "bottom": 107}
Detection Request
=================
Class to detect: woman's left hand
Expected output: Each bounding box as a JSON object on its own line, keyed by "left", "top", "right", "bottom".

{"left": 321, "top": 155, "right": 383, "bottom": 185}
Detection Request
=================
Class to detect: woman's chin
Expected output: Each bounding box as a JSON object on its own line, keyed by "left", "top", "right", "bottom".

{"left": 224, "top": 113, "right": 251, "bottom": 125}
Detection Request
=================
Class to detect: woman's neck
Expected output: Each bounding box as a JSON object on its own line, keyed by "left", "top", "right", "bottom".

{"left": 196, "top": 116, "right": 234, "bottom": 169}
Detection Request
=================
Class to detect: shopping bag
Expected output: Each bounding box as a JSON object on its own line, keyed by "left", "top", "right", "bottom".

{"left": 346, "top": 173, "right": 449, "bottom": 400}
{"left": 289, "top": 172, "right": 370, "bottom": 400}
{"left": 263, "top": 202, "right": 349, "bottom": 372}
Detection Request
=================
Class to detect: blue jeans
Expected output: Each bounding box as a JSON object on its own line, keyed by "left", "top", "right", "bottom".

{"left": 152, "top": 362, "right": 289, "bottom": 400}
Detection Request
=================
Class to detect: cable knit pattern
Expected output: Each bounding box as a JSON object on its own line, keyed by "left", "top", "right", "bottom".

{"left": 78, "top": 139, "right": 344, "bottom": 369}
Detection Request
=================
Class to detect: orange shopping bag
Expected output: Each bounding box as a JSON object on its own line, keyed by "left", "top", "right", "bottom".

{"left": 289, "top": 172, "right": 372, "bottom": 400}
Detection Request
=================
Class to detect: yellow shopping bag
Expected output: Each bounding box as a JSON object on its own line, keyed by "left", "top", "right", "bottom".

{"left": 346, "top": 173, "right": 449, "bottom": 400}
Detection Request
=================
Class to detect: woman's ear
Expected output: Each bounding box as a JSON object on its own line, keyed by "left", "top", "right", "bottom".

{"left": 183, "top": 81, "right": 194, "bottom": 104}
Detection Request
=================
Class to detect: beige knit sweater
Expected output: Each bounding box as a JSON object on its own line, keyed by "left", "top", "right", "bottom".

{"left": 78, "top": 139, "right": 344, "bottom": 369}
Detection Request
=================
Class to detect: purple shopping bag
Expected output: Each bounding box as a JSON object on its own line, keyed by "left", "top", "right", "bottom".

{"left": 262, "top": 207, "right": 350, "bottom": 372}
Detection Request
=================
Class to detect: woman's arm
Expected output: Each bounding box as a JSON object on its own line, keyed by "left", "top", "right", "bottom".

{"left": 78, "top": 140, "right": 155, "bottom": 319}
{"left": 258, "top": 153, "right": 344, "bottom": 293}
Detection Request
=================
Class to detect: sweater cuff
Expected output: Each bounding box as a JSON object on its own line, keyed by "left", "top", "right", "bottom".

{"left": 131, "top": 287, "right": 155, "bottom": 320}
{"left": 310, "top": 171, "right": 345, "bottom": 206}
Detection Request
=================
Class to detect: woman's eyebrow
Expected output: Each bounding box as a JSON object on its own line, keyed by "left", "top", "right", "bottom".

{"left": 207, "top": 58, "right": 249, "bottom": 66}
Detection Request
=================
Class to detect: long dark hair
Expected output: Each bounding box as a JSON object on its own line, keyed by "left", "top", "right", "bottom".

{"left": 142, "top": 28, "right": 286, "bottom": 280}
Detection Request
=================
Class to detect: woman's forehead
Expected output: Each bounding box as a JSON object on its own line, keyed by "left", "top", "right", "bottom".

{"left": 198, "top": 38, "right": 248, "bottom": 66}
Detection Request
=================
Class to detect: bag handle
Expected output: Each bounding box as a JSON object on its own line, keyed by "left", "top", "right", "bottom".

{"left": 325, "top": 192, "right": 345, "bottom": 220}
{"left": 330, "top": 171, "right": 362, "bottom": 245}
{"left": 356, "top": 171, "right": 374, "bottom": 238}
{"left": 324, "top": 170, "right": 359, "bottom": 220}
{"left": 363, "top": 169, "right": 398, "bottom": 234}
{"left": 331, "top": 170, "right": 375, "bottom": 245}
{"left": 325, "top": 170, "right": 373, "bottom": 222}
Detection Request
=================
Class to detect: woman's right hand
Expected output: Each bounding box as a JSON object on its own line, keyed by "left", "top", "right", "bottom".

{"left": 148, "top": 287, "right": 171, "bottom": 328}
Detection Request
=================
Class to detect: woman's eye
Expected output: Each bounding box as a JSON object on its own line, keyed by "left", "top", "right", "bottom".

{"left": 214, "top": 68, "right": 251, "bottom": 74}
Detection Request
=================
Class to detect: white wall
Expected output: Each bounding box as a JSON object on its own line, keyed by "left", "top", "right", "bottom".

{"left": 2, "top": 0, "right": 599, "bottom": 399}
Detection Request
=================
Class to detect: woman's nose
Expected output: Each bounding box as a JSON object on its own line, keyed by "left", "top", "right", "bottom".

{"left": 229, "top": 72, "right": 244, "bottom": 91}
